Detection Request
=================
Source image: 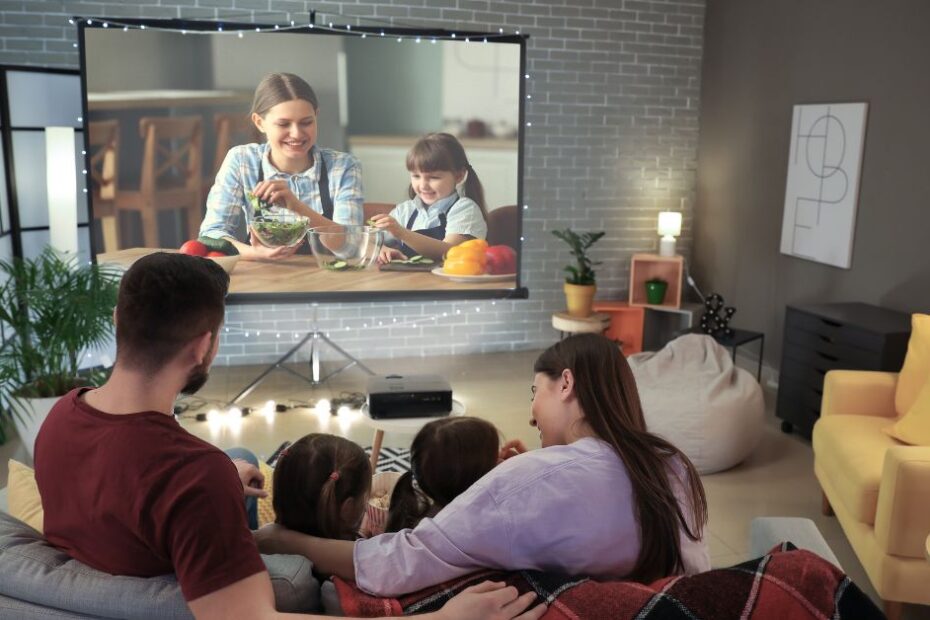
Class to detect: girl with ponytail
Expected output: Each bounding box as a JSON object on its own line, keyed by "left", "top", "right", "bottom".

{"left": 272, "top": 434, "right": 371, "bottom": 540}
{"left": 385, "top": 417, "right": 500, "bottom": 533}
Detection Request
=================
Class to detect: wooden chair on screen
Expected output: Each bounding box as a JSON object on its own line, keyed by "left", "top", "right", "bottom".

{"left": 486, "top": 204, "right": 519, "bottom": 249}
{"left": 363, "top": 202, "right": 394, "bottom": 222}
{"left": 210, "top": 112, "right": 256, "bottom": 180}
{"left": 116, "top": 116, "right": 203, "bottom": 248}
{"left": 88, "top": 120, "right": 120, "bottom": 252}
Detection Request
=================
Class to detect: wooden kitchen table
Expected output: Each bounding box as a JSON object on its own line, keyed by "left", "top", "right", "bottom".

{"left": 97, "top": 248, "right": 518, "bottom": 295}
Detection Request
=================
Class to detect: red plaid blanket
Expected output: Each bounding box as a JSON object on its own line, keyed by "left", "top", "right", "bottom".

{"left": 334, "top": 544, "right": 883, "bottom": 619}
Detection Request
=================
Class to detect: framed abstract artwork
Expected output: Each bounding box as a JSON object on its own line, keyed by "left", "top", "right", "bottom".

{"left": 780, "top": 102, "right": 868, "bottom": 269}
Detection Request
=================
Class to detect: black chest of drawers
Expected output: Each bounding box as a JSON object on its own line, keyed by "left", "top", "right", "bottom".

{"left": 776, "top": 302, "right": 911, "bottom": 438}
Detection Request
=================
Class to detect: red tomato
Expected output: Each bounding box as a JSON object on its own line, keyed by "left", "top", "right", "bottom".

{"left": 206, "top": 251, "right": 226, "bottom": 257}
{"left": 484, "top": 245, "right": 516, "bottom": 275}
{"left": 179, "top": 240, "right": 208, "bottom": 256}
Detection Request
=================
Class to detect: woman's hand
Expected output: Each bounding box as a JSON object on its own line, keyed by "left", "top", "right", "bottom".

{"left": 369, "top": 213, "right": 406, "bottom": 239}
{"left": 242, "top": 230, "right": 300, "bottom": 261}
{"left": 377, "top": 247, "right": 406, "bottom": 265}
{"left": 252, "top": 180, "right": 301, "bottom": 213}
{"left": 497, "top": 440, "right": 528, "bottom": 464}
{"left": 435, "top": 581, "right": 546, "bottom": 620}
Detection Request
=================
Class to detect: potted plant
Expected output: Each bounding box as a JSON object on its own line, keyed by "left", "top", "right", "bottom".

{"left": 552, "top": 229, "right": 605, "bottom": 318}
{"left": 645, "top": 277, "right": 669, "bottom": 305}
{"left": 0, "top": 248, "right": 120, "bottom": 455}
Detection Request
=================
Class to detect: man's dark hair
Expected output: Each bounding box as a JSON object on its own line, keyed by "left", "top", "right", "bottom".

{"left": 115, "top": 252, "right": 229, "bottom": 372}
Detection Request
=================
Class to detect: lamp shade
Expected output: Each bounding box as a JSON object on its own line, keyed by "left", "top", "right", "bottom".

{"left": 45, "top": 127, "right": 79, "bottom": 256}
{"left": 657, "top": 211, "right": 682, "bottom": 237}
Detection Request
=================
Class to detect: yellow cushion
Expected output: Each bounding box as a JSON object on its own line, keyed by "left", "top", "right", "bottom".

{"left": 895, "top": 314, "right": 930, "bottom": 416}
{"left": 812, "top": 415, "right": 896, "bottom": 524}
{"left": 886, "top": 378, "right": 930, "bottom": 446}
{"left": 7, "top": 459, "right": 43, "bottom": 532}
{"left": 257, "top": 460, "right": 276, "bottom": 527}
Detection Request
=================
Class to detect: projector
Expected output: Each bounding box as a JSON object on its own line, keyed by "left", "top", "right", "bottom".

{"left": 366, "top": 374, "right": 453, "bottom": 420}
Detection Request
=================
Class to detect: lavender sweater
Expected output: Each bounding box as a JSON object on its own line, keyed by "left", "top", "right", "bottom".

{"left": 354, "top": 437, "right": 710, "bottom": 596}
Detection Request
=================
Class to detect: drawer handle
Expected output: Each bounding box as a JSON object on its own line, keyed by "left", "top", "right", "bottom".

{"left": 817, "top": 352, "right": 839, "bottom": 362}
{"left": 821, "top": 318, "right": 842, "bottom": 328}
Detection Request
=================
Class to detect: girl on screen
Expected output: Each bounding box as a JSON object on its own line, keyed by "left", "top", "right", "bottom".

{"left": 372, "top": 133, "right": 488, "bottom": 264}
{"left": 199, "top": 72, "right": 364, "bottom": 261}
{"left": 255, "top": 334, "right": 710, "bottom": 597}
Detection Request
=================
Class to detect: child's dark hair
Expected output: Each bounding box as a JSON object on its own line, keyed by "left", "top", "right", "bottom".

{"left": 272, "top": 434, "right": 371, "bottom": 540}
{"left": 251, "top": 72, "right": 319, "bottom": 116}
{"left": 385, "top": 417, "right": 499, "bottom": 532}
{"left": 406, "top": 132, "right": 488, "bottom": 220}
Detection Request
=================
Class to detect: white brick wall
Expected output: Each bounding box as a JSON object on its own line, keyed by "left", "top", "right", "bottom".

{"left": 5, "top": 0, "right": 705, "bottom": 365}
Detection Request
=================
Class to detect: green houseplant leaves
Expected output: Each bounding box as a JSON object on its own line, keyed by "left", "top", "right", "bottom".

{"left": 0, "top": 248, "right": 120, "bottom": 443}
{"left": 551, "top": 229, "right": 605, "bottom": 286}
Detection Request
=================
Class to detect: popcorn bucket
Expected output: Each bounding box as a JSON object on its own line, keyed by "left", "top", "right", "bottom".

{"left": 365, "top": 471, "right": 403, "bottom": 536}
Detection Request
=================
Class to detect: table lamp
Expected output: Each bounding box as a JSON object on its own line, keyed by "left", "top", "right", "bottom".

{"left": 657, "top": 211, "right": 682, "bottom": 257}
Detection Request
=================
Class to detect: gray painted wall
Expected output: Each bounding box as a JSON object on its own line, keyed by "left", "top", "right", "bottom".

{"left": 694, "top": 0, "right": 930, "bottom": 368}
{"left": 3, "top": 0, "right": 705, "bottom": 366}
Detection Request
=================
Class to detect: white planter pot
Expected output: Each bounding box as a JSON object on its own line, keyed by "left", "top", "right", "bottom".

{"left": 10, "top": 396, "right": 59, "bottom": 462}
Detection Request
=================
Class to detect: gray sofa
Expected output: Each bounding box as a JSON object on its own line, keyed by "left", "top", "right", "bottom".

{"left": 0, "top": 502, "right": 842, "bottom": 618}
{"left": 0, "top": 511, "right": 320, "bottom": 618}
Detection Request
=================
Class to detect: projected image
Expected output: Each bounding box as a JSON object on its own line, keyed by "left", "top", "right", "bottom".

{"left": 82, "top": 25, "right": 523, "bottom": 300}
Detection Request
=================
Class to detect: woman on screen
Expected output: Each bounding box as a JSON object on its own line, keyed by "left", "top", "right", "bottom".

{"left": 199, "top": 72, "right": 363, "bottom": 260}
{"left": 372, "top": 133, "right": 487, "bottom": 264}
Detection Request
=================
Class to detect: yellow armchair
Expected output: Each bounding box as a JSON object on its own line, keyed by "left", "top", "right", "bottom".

{"left": 813, "top": 369, "right": 930, "bottom": 619}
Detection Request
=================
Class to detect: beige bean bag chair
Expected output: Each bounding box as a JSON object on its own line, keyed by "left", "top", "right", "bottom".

{"left": 627, "top": 334, "right": 764, "bottom": 474}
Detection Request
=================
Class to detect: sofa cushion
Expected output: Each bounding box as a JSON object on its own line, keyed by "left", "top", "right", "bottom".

{"left": 7, "top": 460, "right": 42, "bottom": 532}
{"left": 0, "top": 511, "right": 320, "bottom": 618}
{"left": 813, "top": 415, "right": 896, "bottom": 525}
{"left": 895, "top": 314, "right": 930, "bottom": 416}
{"left": 886, "top": 377, "right": 930, "bottom": 446}
{"left": 258, "top": 460, "right": 277, "bottom": 527}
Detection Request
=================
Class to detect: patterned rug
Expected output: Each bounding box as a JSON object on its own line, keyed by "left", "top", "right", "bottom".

{"left": 367, "top": 446, "right": 413, "bottom": 473}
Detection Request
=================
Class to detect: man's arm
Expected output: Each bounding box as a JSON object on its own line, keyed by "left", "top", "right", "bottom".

{"left": 188, "top": 571, "right": 545, "bottom": 620}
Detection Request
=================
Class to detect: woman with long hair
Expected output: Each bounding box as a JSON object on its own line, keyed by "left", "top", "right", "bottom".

{"left": 256, "top": 334, "right": 709, "bottom": 596}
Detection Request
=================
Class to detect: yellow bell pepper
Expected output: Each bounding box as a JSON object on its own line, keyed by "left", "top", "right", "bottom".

{"left": 442, "top": 258, "right": 485, "bottom": 276}
{"left": 445, "top": 245, "right": 487, "bottom": 265}
{"left": 458, "top": 239, "right": 489, "bottom": 251}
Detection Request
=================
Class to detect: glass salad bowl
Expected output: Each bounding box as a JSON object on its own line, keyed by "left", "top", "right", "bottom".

{"left": 306, "top": 225, "right": 383, "bottom": 271}
{"left": 249, "top": 210, "right": 310, "bottom": 249}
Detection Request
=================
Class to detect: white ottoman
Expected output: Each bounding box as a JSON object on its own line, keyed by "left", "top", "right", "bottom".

{"left": 628, "top": 334, "right": 764, "bottom": 474}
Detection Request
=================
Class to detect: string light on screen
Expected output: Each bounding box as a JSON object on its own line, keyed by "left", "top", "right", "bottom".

{"left": 69, "top": 14, "right": 526, "bottom": 43}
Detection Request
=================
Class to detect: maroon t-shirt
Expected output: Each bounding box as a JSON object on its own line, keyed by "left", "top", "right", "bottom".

{"left": 34, "top": 389, "right": 266, "bottom": 601}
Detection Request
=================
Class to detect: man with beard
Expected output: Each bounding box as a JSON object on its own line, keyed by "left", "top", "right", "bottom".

{"left": 32, "top": 252, "right": 544, "bottom": 620}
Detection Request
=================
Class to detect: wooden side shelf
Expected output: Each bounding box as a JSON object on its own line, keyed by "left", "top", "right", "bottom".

{"left": 592, "top": 301, "right": 645, "bottom": 355}
{"left": 628, "top": 253, "right": 683, "bottom": 309}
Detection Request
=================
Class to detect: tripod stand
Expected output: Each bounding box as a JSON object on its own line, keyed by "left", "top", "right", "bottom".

{"left": 230, "top": 309, "right": 375, "bottom": 405}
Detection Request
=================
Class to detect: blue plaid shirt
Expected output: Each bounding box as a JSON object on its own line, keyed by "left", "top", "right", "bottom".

{"left": 199, "top": 143, "right": 363, "bottom": 241}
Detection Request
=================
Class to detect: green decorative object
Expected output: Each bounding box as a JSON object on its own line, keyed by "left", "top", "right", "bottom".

{"left": 645, "top": 278, "right": 668, "bottom": 305}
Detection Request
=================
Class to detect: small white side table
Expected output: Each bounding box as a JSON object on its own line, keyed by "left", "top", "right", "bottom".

{"left": 551, "top": 311, "right": 610, "bottom": 339}
{"left": 359, "top": 399, "right": 466, "bottom": 471}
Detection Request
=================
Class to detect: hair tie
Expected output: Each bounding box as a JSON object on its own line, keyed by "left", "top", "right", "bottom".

{"left": 329, "top": 471, "right": 340, "bottom": 481}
